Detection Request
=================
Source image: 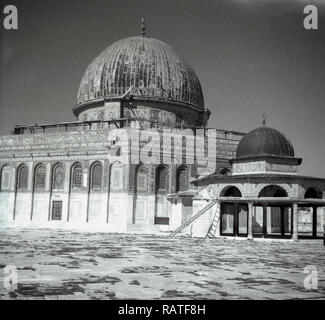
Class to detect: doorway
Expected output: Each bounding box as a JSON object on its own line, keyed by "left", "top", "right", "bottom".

{"left": 52, "top": 201, "right": 62, "bottom": 221}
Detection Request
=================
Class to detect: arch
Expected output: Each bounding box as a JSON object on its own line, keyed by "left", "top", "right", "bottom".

{"left": 254, "top": 183, "right": 292, "bottom": 198}
{"left": 219, "top": 186, "right": 245, "bottom": 236}
{"left": 258, "top": 185, "right": 288, "bottom": 197}
{"left": 176, "top": 165, "right": 189, "bottom": 192}
{"left": 17, "top": 164, "right": 28, "bottom": 191}
{"left": 71, "top": 162, "right": 83, "bottom": 190}
{"left": 34, "top": 163, "right": 46, "bottom": 191}
{"left": 90, "top": 162, "right": 103, "bottom": 190}
{"left": 109, "top": 161, "right": 123, "bottom": 192}
{"left": 52, "top": 162, "right": 64, "bottom": 190}
{"left": 220, "top": 186, "right": 242, "bottom": 197}
{"left": 0, "top": 164, "right": 12, "bottom": 191}
{"left": 304, "top": 187, "right": 323, "bottom": 199}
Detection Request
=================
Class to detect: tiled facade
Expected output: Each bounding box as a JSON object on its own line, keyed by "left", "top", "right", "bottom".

{"left": 0, "top": 118, "right": 244, "bottom": 232}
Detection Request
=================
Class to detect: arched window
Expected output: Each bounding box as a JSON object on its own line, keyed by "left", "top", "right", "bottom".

{"left": 156, "top": 166, "right": 169, "bottom": 194}
{"left": 110, "top": 162, "right": 123, "bottom": 191}
{"left": 34, "top": 163, "right": 46, "bottom": 191}
{"left": 136, "top": 165, "right": 149, "bottom": 193}
{"left": 71, "top": 163, "right": 83, "bottom": 189}
{"left": 0, "top": 165, "right": 12, "bottom": 191}
{"left": 17, "top": 164, "right": 28, "bottom": 190}
{"left": 90, "top": 162, "right": 103, "bottom": 190}
{"left": 176, "top": 166, "right": 189, "bottom": 192}
{"left": 52, "top": 163, "right": 64, "bottom": 190}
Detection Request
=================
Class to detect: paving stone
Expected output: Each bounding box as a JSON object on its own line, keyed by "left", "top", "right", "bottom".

{"left": 0, "top": 227, "right": 324, "bottom": 300}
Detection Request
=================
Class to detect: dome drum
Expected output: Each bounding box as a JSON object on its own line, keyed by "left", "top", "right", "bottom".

{"left": 74, "top": 97, "right": 209, "bottom": 128}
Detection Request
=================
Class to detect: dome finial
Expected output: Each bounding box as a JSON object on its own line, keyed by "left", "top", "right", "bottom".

{"left": 141, "top": 17, "right": 146, "bottom": 37}
{"left": 262, "top": 113, "right": 267, "bottom": 126}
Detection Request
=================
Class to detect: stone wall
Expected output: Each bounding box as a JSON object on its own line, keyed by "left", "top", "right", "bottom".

{"left": 0, "top": 125, "right": 242, "bottom": 232}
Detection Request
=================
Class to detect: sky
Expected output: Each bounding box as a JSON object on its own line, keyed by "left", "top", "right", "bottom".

{"left": 0, "top": 0, "right": 325, "bottom": 177}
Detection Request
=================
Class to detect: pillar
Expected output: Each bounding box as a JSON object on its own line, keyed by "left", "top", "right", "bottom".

{"left": 247, "top": 202, "right": 253, "bottom": 240}
{"left": 292, "top": 203, "right": 298, "bottom": 241}
{"left": 312, "top": 206, "right": 317, "bottom": 238}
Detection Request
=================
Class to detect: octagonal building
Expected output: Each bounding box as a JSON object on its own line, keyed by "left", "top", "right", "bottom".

{"left": 0, "top": 28, "right": 244, "bottom": 233}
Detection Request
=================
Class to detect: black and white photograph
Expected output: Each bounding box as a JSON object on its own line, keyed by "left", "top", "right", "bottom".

{"left": 0, "top": 0, "right": 325, "bottom": 306}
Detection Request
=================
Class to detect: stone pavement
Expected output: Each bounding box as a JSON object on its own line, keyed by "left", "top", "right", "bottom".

{"left": 0, "top": 227, "right": 324, "bottom": 300}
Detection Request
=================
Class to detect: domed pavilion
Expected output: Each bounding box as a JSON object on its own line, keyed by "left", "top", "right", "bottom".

{"left": 190, "top": 123, "right": 325, "bottom": 240}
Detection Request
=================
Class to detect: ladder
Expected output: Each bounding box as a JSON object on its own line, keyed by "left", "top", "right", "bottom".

{"left": 206, "top": 201, "right": 221, "bottom": 238}
{"left": 169, "top": 199, "right": 219, "bottom": 238}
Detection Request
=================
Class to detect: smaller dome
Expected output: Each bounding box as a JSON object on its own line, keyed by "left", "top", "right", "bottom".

{"left": 236, "top": 127, "right": 295, "bottom": 159}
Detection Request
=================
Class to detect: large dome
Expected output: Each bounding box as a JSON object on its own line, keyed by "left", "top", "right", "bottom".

{"left": 77, "top": 36, "right": 204, "bottom": 109}
{"left": 236, "top": 127, "right": 295, "bottom": 159}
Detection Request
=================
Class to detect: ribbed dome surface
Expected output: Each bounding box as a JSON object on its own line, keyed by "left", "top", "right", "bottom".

{"left": 77, "top": 36, "right": 204, "bottom": 108}
{"left": 236, "top": 127, "right": 295, "bottom": 159}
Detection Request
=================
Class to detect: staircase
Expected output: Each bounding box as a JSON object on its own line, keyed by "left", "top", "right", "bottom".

{"left": 169, "top": 199, "right": 219, "bottom": 238}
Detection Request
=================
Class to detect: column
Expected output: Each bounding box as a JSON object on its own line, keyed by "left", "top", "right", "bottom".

{"left": 12, "top": 165, "right": 17, "bottom": 220}
{"left": 292, "top": 203, "right": 298, "bottom": 241}
{"left": 263, "top": 204, "right": 267, "bottom": 237}
{"left": 247, "top": 202, "right": 253, "bottom": 240}
{"left": 312, "top": 206, "right": 317, "bottom": 238}
{"left": 29, "top": 161, "right": 34, "bottom": 221}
